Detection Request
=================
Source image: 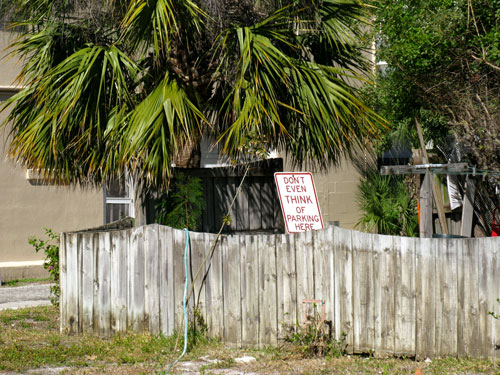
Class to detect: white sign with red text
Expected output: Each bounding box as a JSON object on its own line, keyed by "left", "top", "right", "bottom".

{"left": 274, "top": 172, "right": 324, "bottom": 233}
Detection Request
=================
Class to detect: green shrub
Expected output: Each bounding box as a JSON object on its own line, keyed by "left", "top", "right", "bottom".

{"left": 155, "top": 172, "right": 204, "bottom": 230}
{"left": 357, "top": 172, "right": 418, "bottom": 237}
{"left": 28, "top": 229, "right": 60, "bottom": 306}
{"left": 282, "top": 304, "right": 346, "bottom": 358}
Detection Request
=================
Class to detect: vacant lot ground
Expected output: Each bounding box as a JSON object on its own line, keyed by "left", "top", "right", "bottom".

{"left": 0, "top": 305, "right": 498, "bottom": 375}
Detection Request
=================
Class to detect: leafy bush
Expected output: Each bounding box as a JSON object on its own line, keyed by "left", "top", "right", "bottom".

{"left": 28, "top": 228, "right": 60, "bottom": 306}
{"left": 155, "top": 172, "right": 204, "bottom": 231}
{"left": 357, "top": 172, "right": 418, "bottom": 237}
{"left": 282, "top": 304, "right": 346, "bottom": 358}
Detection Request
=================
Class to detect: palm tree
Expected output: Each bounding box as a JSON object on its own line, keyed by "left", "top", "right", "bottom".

{"left": 2, "top": 0, "right": 386, "bottom": 188}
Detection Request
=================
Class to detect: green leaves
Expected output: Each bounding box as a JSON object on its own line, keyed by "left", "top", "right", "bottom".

{"left": 155, "top": 172, "right": 204, "bottom": 230}
{"left": 4, "top": 44, "right": 138, "bottom": 184}
{"left": 357, "top": 172, "right": 418, "bottom": 237}
{"left": 121, "top": 73, "right": 206, "bottom": 185}
{"left": 2, "top": 0, "right": 386, "bottom": 189}
{"left": 121, "top": 0, "right": 204, "bottom": 58}
{"left": 216, "top": 4, "right": 386, "bottom": 166}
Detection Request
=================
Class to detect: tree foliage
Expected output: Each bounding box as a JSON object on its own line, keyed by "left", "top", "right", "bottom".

{"left": 369, "top": 0, "right": 500, "bottom": 168}
{"left": 1, "top": 0, "right": 386, "bottom": 188}
{"left": 356, "top": 170, "right": 418, "bottom": 237}
{"left": 155, "top": 172, "right": 204, "bottom": 230}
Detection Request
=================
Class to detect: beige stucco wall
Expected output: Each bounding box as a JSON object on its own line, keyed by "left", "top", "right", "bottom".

{"left": 0, "top": 30, "right": 103, "bottom": 277}
{"left": 283, "top": 157, "right": 363, "bottom": 230}
{"left": 0, "top": 31, "right": 21, "bottom": 88}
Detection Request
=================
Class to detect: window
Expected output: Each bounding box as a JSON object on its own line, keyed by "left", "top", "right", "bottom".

{"left": 104, "top": 176, "right": 134, "bottom": 224}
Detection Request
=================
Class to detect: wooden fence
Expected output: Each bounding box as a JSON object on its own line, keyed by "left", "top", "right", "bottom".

{"left": 60, "top": 224, "right": 500, "bottom": 359}
{"left": 143, "top": 159, "right": 284, "bottom": 233}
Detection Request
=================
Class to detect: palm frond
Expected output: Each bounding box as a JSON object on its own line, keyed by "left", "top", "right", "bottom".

{"left": 2, "top": 44, "right": 138, "bottom": 184}
{"left": 121, "top": 0, "right": 204, "bottom": 58}
{"left": 215, "top": 7, "right": 386, "bottom": 166}
{"left": 118, "top": 73, "right": 206, "bottom": 186}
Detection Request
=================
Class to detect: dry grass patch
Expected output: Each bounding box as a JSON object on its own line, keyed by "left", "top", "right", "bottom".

{"left": 1, "top": 306, "right": 499, "bottom": 374}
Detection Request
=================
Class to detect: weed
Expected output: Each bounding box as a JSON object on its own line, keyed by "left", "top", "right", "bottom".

{"left": 0, "top": 277, "right": 51, "bottom": 287}
{"left": 29, "top": 228, "right": 60, "bottom": 306}
{"left": 282, "top": 303, "right": 346, "bottom": 358}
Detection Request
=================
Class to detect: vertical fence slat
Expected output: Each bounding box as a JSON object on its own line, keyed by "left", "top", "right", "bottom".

{"left": 249, "top": 177, "right": 262, "bottom": 230}
{"left": 59, "top": 233, "right": 67, "bottom": 334}
{"left": 258, "top": 234, "right": 278, "bottom": 346}
{"left": 66, "top": 233, "right": 79, "bottom": 335}
{"left": 203, "top": 232, "right": 214, "bottom": 337}
{"left": 236, "top": 178, "right": 249, "bottom": 231}
{"left": 261, "top": 179, "right": 274, "bottom": 230}
{"left": 223, "top": 235, "right": 242, "bottom": 346}
{"left": 458, "top": 238, "right": 482, "bottom": 357}
{"left": 81, "top": 233, "right": 95, "bottom": 334}
{"left": 436, "top": 238, "right": 458, "bottom": 357}
{"left": 96, "top": 232, "right": 111, "bottom": 336}
{"left": 490, "top": 238, "right": 500, "bottom": 361}
{"left": 241, "top": 235, "right": 260, "bottom": 347}
{"left": 189, "top": 231, "right": 208, "bottom": 327}
{"left": 416, "top": 237, "right": 435, "bottom": 359}
{"left": 205, "top": 233, "right": 224, "bottom": 339}
{"left": 145, "top": 225, "right": 160, "bottom": 335}
{"left": 129, "top": 227, "right": 145, "bottom": 331}
{"left": 394, "top": 236, "right": 416, "bottom": 356}
{"left": 373, "top": 234, "right": 395, "bottom": 355}
{"left": 77, "top": 234, "right": 83, "bottom": 334}
{"left": 352, "top": 231, "right": 374, "bottom": 353}
{"left": 276, "top": 233, "right": 297, "bottom": 340}
{"left": 173, "top": 228, "right": 188, "bottom": 330}
{"left": 158, "top": 226, "right": 174, "bottom": 335}
{"left": 313, "top": 228, "right": 333, "bottom": 322}
{"left": 479, "top": 238, "right": 496, "bottom": 358}
{"left": 110, "top": 230, "right": 128, "bottom": 333}
{"left": 334, "top": 227, "right": 353, "bottom": 353}
{"left": 296, "top": 231, "right": 315, "bottom": 315}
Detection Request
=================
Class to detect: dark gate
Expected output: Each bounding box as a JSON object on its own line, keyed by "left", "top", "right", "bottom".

{"left": 145, "top": 159, "right": 284, "bottom": 234}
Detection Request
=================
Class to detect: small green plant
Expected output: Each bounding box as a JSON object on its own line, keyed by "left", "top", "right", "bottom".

{"left": 357, "top": 172, "right": 418, "bottom": 237}
{"left": 28, "top": 228, "right": 60, "bottom": 306}
{"left": 282, "top": 304, "right": 346, "bottom": 358}
{"left": 489, "top": 298, "right": 500, "bottom": 319}
{"left": 155, "top": 172, "right": 204, "bottom": 231}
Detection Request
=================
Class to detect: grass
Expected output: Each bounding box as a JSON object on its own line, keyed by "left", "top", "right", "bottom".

{"left": 0, "top": 306, "right": 499, "bottom": 374}
{"left": 0, "top": 277, "right": 51, "bottom": 287}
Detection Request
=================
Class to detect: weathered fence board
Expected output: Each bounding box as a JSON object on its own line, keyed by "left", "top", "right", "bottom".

{"left": 415, "top": 237, "right": 435, "bottom": 359}
{"left": 438, "top": 238, "right": 458, "bottom": 357}
{"left": 458, "top": 238, "right": 482, "bottom": 357}
{"left": 353, "top": 231, "right": 374, "bottom": 353}
{"left": 96, "top": 232, "right": 111, "bottom": 336}
{"left": 110, "top": 230, "right": 127, "bottom": 333}
{"left": 240, "top": 235, "right": 259, "bottom": 347}
{"left": 66, "top": 233, "right": 78, "bottom": 334}
{"left": 223, "top": 235, "right": 242, "bottom": 346}
{"left": 394, "top": 236, "right": 416, "bottom": 356}
{"left": 80, "top": 233, "right": 95, "bottom": 334}
{"left": 373, "top": 234, "right": 395, "bottom": 355}
{"left": 296, "top": 231, "right": 314, "bottom": 314}
{"left": 276, "top": 233, "right": 297, "bottom": 339}
{"left": 334, "top": 228, "right": 354, "bottom": 353}
{"left": 61, "top": 225, "right": 500, "bottom": 359}
{"left": 145, "top": 225, "right": 160, "bottom": 335}
{"left": 258, "top": 234, "right": 278, "bottom": 347}
{"left": 59, "top": 233, "right": 67, "bottom": 333}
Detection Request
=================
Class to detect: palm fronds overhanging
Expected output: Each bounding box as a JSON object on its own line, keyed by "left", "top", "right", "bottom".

{"left": 2, "top": 0, "right": 386, "bottom": 187}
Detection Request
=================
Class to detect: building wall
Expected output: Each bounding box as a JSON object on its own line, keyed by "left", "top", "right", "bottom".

{"left": 0, "top": 31, "right": 103, "bottom": 280}
{"left": 284, "top": 157, "right": 363, "bottom": 230}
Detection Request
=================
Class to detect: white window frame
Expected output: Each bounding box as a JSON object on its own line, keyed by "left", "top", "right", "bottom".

{"left": 103, "top": 176, "right": 135, "bottom": 224}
